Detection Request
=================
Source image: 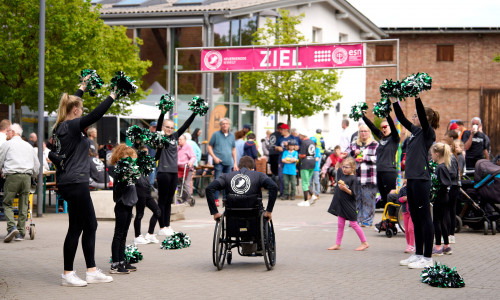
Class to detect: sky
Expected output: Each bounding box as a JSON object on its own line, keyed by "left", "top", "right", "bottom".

{"left": 347, "top": 0, "right": 500, "bottom": 28}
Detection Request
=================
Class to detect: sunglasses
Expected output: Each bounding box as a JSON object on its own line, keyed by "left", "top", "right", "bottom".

{"left": 381, "top": 125, "right": 388, "bottom": 129}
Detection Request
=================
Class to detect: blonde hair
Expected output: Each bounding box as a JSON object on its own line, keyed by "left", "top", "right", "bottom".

{"left": 110, "top": 143, "right": 137, "bottom": 165}
{"left": 432, "top": 142, "right": 452, "bottom": 169}
{"left": 342, "top": 157, "right": 356, "bottom": 175}
{"left": 54, "top": 93, "right": 82, "bottom": 129}
{"left": 357, "top": 124, "right": 374, "bottom": 146}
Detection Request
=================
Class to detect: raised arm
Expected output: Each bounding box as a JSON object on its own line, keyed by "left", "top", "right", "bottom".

{"left": 392, "top": 102, "right": 413, "bottom": 131}
{"left": 177, "top": 113, "right": 197, "bottom": 137}
{"left": 415, "top": 97, "right": 429, "bottom": 131}
{"left": 387, "top": 115, "right": 400, "bottom": 142}
{"left": 362, "top": 115, "right": 383, "bottom": 139}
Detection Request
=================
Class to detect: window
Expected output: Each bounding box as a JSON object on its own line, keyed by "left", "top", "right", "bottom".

{"left": 312, "top": 27, "right": 322, "bottom": 43}
{"left": 375, "top": 45, "right": 393, "bottom": 61}
{"left": 339, "top": 33, "right": 348, "bottom": 42}
{"left": 113, "top": 0, "right": 147, "bottom": 7}
{"left": 437, "top": 45, "right": 454, "bottom": 62}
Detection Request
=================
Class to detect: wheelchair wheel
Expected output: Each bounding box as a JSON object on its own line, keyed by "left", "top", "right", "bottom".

{"left": 214, "top": 213, "right": 228, "bottom": 270}
{"left": 455, "top": 215, "right": 462, "bottom": 233}
{"left": 397, "top": 206, "right": 405, "bottom": 233}
{"left": 260, "top": 214, "right": 276, "bottom": 270}
{"left": 212, "top": 220, "right": 219, "bottom": 267}
{"left": 320, "top": 176, "right": 329, "bottom": 193}
{"left": 483, "top": 220, "right": 489, "bottom": 235}
{"left": 385, "top": 229, "right": 393, "bottom": 238}
{"left": 197, "top": 180, "right": 206, "bottom": 198}
{"left": 189, "top": 196, "right": 195, "bottom": 207}
{"left": 492, "top": 221, "right": 497, "bottom": 235}
{"left": 227, "top": 251, "right": 232, "bottom": 265}
{"left": 29, "top": 224, "right": 35, "bottom": 240}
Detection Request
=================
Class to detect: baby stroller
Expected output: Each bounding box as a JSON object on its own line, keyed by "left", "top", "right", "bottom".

{"left": 456, "top": 159, "right": 500, "bottom": 235}
{"left": 177, "top": 164, "right": 195, "bottom": 207}
{"left": 376, "top": 193, "right": 404, "bottom": 238}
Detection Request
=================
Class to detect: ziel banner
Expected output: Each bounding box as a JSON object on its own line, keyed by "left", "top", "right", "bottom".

{"left": 201, "top": 44, "right": 363, "bottom": 71}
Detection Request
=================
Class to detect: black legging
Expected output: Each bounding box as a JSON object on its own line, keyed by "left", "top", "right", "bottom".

{"left": 376, "top": 171, "right": 398, "bottom": 203}
{"left": 157, "top": 172, "right": 178, "bottom": 227}
{"left": 448, "top": 185, "right": 459, "bottom": 235}
{"left": 269, "top": 154, "right": 280, "bottom": 175}
{"left": 59, "top": 183, "right": 98, "bottom": 271}
{"left": 111, "top": 201, "right": 133, "bottom": 263}
{"left": 134, "top": 195, "right": 161, "bottom": 236}
{"left": 433, "top": 192, "right": 450, "bottom": 245}
{"left": 407, "top": 179, "right": 434, "bottom": 258}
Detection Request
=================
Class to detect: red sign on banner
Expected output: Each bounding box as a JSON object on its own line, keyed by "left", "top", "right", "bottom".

{"left": 201, "top": 44, "right": 363, "bottom": 71}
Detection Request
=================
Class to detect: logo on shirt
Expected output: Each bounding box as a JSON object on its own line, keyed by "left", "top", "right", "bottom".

{"left": 270, "top": 135, "right": 276, "bottom": 146}
{"left": 380, "top": 140, "right": 388, "bottom": 146}
{"left": 230, "top": 174, "right": 251, "bottom": 194}
{"left": 307, "top": 144, "right": 316, "bottom": 156}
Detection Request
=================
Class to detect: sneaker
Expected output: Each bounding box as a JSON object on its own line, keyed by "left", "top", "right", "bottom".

{"left": 399, "top": 254, "right": 420, "bottom": 266}
{"left": 448, "top": 235, "right": 456, "bottom": 244}
{"left": 4, "top": 227, "right": 19, "bottom": 243}
{"left": 110, "top": 263, "right": 130, "bottom": 274}
{"left": 297, "top": 200, "right": 310, "bottom": 207}
{"left": 157, "top": 228, "right": 169, "bottom": 236}
{"left": 310, "top": 195, "right": 319, "bottom": 205}
{"left": 164, "top": 227, "right": 175, "bottom": 236}
{"left": 280, "top": 195, "right": 289, "bottom": 200}
{"left": 290, "top": 195, "right": 295, "bottom": 200}
{"left": 443, "top": 246, "right": 453, "bottom": 255}
{"left": 14, "top": 233, "right": 24, "bottom": 241}
{"left": 145, "top": 233, "right": 159, "bottom": 244}
{"left": 86, "top": 268, "right": 113, "bottom": 283}
{"left": 432, "top": 247, "right": 443, "bottom": 256}
{"left": 134, "top": 235, "right": 149, "bottom": 245}
{"left": 62, "top": 271, "right": 87, "bottom": 287}
{"left": 123, "top": 262, "right": 137, "bottom": 272}
{"left": 408, "top": 257, "right": 433, "bottom": 269}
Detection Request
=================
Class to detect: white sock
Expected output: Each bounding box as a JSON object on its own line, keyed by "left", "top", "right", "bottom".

{"left": 423, "top": 257, "right": 432, "bottom": 261}
{"left": 416, "top": 254, "right": 423, "bottom": 258}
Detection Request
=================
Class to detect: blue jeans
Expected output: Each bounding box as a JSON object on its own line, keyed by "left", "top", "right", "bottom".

{"left": 149, "top": 167, "right": 157, "bottom": 186}
{"left": 214, "top": 163, "right": 232, "bottom": 200}
{"left": 309, "top": 170, "right": 320, "bottom": 195}
{"left": 356, "top": 183, "right": 378, "bottom": 226}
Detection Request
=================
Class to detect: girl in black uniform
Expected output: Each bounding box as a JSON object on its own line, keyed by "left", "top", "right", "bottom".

{"left": 430, "top": 142, "right": 453, "bottom": 256}
{"left": 155, "top": 112, "right": 197, "bottom": 236}
{"left": 52, "top": 78, "right": 115, "bottom": 286}
{"left": 393, "top": 97, "right": 440, "bottom": 269}
{"left": 362, "top": 114, "right": 400, "bottom": 207}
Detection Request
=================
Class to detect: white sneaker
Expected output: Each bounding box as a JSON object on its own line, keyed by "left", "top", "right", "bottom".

{"left": 449, "top": 235, "right": 456, "bottom": 244}
{"left": 408, "top": 257, "right": 433, "bottom": 269}
{"left": 145, "top": 233, "right": 159, "bottom": 244}
{"left": 399, "top": 255, "right": 420, "bottom": 266}
{"left": 134, "top": 235, "right": 149, "bottom": 245}
{"left": 158, "top": 228, "right": 169, "bottom": 236}
{"left": 61, "top": 271, "right": 87, "bottom": 287}
{"left": 297, "top": 201, "right": 310, "bottom": 207}
{"left": 310, "top": 195, "right": 319, "bottom": 205}
{"left": 86, "top": 268, "right": 113, "bottom": 283}
{"left": 164, "top": 227, "right": 175, "bottom": 236}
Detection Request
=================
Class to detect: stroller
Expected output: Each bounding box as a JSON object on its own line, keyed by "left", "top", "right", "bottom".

{"left": 456, "top": 159, "right": 500, "bottom": 235}
{"left": 376, "top": 197, "right": 404, "bottom": 238}
{"left": 177, "top": 164, "right": 195, "bottom": 207}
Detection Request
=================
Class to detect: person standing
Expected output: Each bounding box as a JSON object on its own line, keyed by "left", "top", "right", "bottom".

{"left": 234, "top": 130, "right": 246, "bottom": 165}
{"left": 177, "top": 133, "right": 196, "bottom": 205}
{"left": 0, "top": 119, "right": 11, "bottom": 147}
{"left": 268, "top": 123, "right": 283, "bottom": 186}
{"left": 0, "top": 123, "right": 40, "bottom": 242}
{"left": 313, "top": 129, "right": 326, "bottom": 154}
{"left": 362, "top": 114, "right": 400, "bottom": 207}
{"left": 261, "top": 130, "right": 271, "bottom": 160}
{"left": 207, "top": 118, "right": 238, "bottom": 206}
{"left": 50, "top": 78, "right": 115, "bottom": 286}
{"left": 461, "top": 117, "right": 489, "bottom": 170}
{"left": 309, "top": 136, "right": 322, "bottom": 203}
{"left": 87, "top": 127, "right": 98, "bottom": 154}
{"left": 147, "top": 121, "right": 157, "bottom": 187}
{"left": 339, "top": 119, "right": 352, "bottom": 152}
{"left": 281, "top": 140, "right": 298, "bottom": 200}
{"left": 297, "top": 133, "right": 316, "bottom": 207}
{"left": 155, "top": 111, "right": 197, "bottom": 236}
{"left": 276, "top": 124, "right": 295, "bottom": 196}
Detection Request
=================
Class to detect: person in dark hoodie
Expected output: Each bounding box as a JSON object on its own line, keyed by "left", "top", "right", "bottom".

{"left": 243, "top": 133, "right": 258, "bottom": 161}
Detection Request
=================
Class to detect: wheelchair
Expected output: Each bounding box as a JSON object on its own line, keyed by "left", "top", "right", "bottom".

{"left": 212, "top": 194, "right": 276, "bottom": 271}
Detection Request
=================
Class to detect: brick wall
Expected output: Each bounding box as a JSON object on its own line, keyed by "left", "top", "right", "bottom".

{"left": 365, "top": 32, "right": 500, "bottom": 140}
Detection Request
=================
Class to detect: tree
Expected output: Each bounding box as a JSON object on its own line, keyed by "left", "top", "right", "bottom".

{"left": 0, "top": 0, "right": 151, "bottom": 123}
{"left": 238, "top": 10, "right": 342, "bottom": 126}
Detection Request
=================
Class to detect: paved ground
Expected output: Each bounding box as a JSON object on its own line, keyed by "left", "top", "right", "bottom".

{"left": 1, "top": 193, "right": 499, "bottom": 299}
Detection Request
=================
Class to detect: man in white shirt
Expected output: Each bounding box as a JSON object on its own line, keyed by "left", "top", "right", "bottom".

{"left": 0, "top": 123, "right": 40, "bottom": 242}
{"left": 339, "top": 119, "right": 352, "bottom": 152}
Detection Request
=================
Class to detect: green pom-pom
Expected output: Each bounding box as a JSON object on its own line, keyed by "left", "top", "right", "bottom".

{"left": 349, "top": 102, "right": 368, "bottom": 121}
{"left": 401, "top": 72, "right": 432, "bottom": 98}
{"left": 421, "top": 262, "right": 465, "bottom": 288}
{"left": 188, "top": 96, "right": 209, "bottom": 116}
{"left": 161, "top": 232, "right": 191, "bottom": 250}
{"left": 380, "top": 79, "right": 404, "bottom": 100}
{"left": 146, "top": 131, "right": 171, "bottom": 149}
{"left": 126, "top": 125, "right": 146, "bottom": 146}
{"left": 136, "top": 150, "right": 155, "bottom": 175}
{"left": 418, "top": 72, "right": 432, "bottom": 91}
{"left": 124, "top": 244, "right": 143, "bottom": 264}
{"left": 156, "top": 94, "right": 175, "bottom": 114}
{"left": 109, "top": 71, "right": 138, "bottom": 98}
{"left": 115, "top": 157, "right": 140, "bottom": 185}
{"left": 429, "top": 159, "right": 440, "bottom": 202}
{"left": 373, "top": 97, "right": 392, "bottom": 118}
{"left": 80, "top": 69, "right": 104, "bottom": 97}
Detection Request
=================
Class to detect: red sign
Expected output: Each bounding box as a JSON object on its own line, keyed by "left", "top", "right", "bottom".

{"left": 201, "top": 44, "right": 363, "bottom": 71}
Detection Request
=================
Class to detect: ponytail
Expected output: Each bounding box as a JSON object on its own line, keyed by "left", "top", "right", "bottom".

{"left": 425, "top": 107, "right": 440, "bottom": 130}
{"left": 53, "top": 93, "right": 82, "bottom": 130}
{"left": 432, "top": 142, "right": 452, "bottom": 169}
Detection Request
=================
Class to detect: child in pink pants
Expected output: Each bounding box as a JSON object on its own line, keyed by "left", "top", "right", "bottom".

{"left": 398, "top": 185, "right": 415, "bottom": 253}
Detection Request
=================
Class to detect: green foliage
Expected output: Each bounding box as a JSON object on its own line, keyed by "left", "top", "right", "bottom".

{"left": 238, "top": 9, "right": 342, "bottom": 124}
{"left": 494, "top": 54, "right": 500, "bottom": 62}
{"left": 0, "top": 0, "right": 151, "bottom": 119}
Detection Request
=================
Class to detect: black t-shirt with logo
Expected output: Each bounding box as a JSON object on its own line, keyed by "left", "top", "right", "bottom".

{"left": 268, "top": 131, "right": 282, "bottom": 155}
{"left": 299, "top": 138, "right": 316, "bottom": 170}
{"left": 89, "top": 156, "right": 109, "bottom": 183}
{"left": 461, "top": 131, "right": 488, "bottom": 160}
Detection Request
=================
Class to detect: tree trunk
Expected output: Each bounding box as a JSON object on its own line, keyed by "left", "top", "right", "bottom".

{"left": 287, "top": 113, "right": 291, "bottom": 128}
{"left": 15, "top": 99, "right": 22, "bottom": 125}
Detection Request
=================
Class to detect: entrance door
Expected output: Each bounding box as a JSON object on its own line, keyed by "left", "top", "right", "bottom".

{"left": 240, "top": 109, "right": 255, "bottom": 133}
{"left": 480, "top": 89, "right": 500, "bottom": 156}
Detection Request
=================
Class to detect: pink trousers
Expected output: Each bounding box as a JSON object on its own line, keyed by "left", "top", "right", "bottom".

{"left": 403, "top": 212, "right": 415, "bottom": 247}
{"left": 336, "top": 216, "right": 367, "bottom": 245}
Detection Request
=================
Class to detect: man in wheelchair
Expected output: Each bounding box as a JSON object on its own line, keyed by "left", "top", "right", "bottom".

{"left": 206, "top": 156, "right": 278, "bottom": 255}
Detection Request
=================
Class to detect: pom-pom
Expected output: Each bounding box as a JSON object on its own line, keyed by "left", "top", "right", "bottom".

{"left": 188, "top": 96, "right": 209, "bottom": 116}
{"left": 124, "top": 244, "right": 143, "bottom": 264}
{"left": 401, "top": 72, "right": 433, "bottom": 98}
{"left": 421, "top": 262, "right": 465, "bottom": 288}
{"left": 126, "top": 125, "right": 146, "bottom": 146}
{"left": 349, "top": 102, "right": 368, "bottom": 121}
{"left": 80, "top": 69, "right": 104, "bottom": 97}
{"left": 114, "top": 157, "right": 140, "bottom": 185}
{"left": 379, "top": 79, "right": 404, "bottom": 100}
{"left": 156, "top": 94, "right": 175, "bottom": 114}
{"left": 161, "top": 232, "right": 191, "bottom": 250}
{"left": 136, "top": 150, "right": 155, "bottom": 175}
{"left": 146, "top": 131, "right": 171, "bottom": 149}
{"left": 429, "top": 159, "right": 440, "bottom": 201}
{"left": 373, "top": 97, "right": 392, "bottom": 118}
{"left": 109, "top": 71, "right": 138, "bottom": 98}
{"left": 418, "top": 72, "right": 432, "bottom": 91}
